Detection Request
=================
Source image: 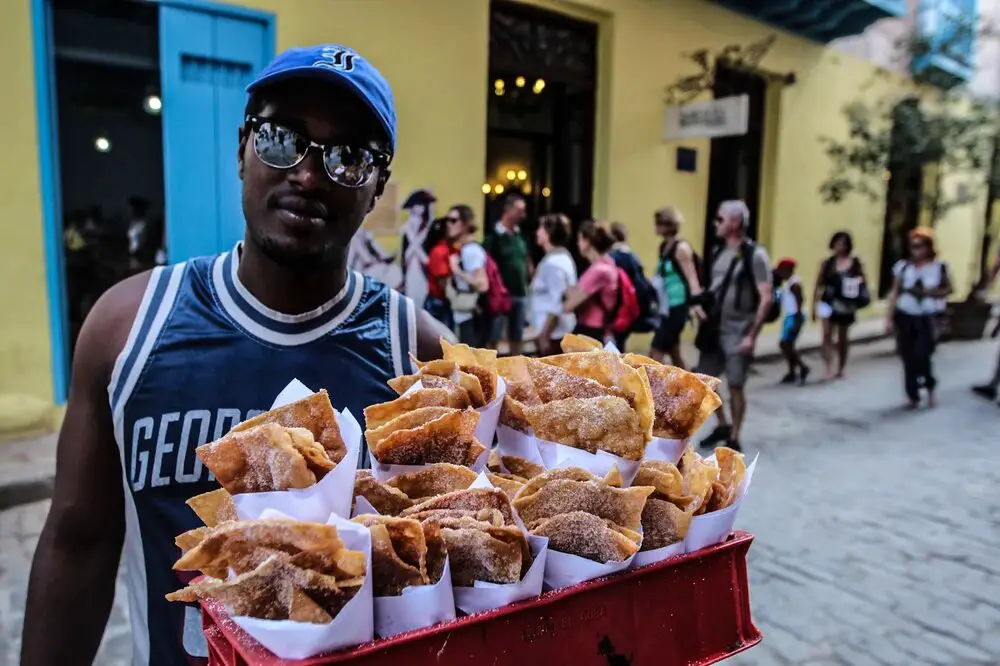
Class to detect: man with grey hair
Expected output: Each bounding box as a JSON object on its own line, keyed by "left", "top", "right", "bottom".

{"left": 694, "top": 200, "right": 773, "bottom": 452}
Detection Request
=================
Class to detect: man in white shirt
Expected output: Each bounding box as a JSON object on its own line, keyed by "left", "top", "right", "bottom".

{"left": 972, "top": 244, "right": 1000, "bottom": 403}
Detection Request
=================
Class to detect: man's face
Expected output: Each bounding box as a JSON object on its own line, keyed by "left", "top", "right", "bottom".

{"left": 238, "top": 80, "right": 389, "bottom": 268}
{"left": 508, "top": 200, "right": 527, "bottom": 224}
{"left": 714, "top": 208, "right": 737, "bottom": 239}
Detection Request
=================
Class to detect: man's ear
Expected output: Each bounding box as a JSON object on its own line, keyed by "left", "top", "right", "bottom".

{"left": 237, "top": 131, "right": 248, "bottom": 180}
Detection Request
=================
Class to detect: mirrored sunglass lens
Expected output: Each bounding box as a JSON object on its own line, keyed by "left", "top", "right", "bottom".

{"left": 254, "top": 122, "right": 305, "bottom": 168}
{"left": 325, "top": 145, "right": 376, "bottom": 187}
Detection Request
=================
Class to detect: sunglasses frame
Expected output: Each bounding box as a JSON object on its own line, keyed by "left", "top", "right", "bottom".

{"left": 244, "top": 115, "right": 391, "bottom": 187}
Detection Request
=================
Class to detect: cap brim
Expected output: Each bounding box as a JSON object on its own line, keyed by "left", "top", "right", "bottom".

{"left": 246, "top": 67, "right": 393, "bottom": 150}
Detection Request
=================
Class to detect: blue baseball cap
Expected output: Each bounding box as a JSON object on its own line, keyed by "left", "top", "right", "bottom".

{"left": 246, "top": 45, "right": 396, "bottom": 154}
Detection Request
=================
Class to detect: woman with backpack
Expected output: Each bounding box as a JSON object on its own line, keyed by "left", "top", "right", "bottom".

{"left": 443, "top": 205, "right": 489, "bottom": 346}
{"left": 531, "top": 213, "right": 578, "bottom": 355}
{"left": 886, "top": 228, "right": 952, "bottom": 409}
{"left": 813, "top": 231, "right": 870, "bottom": 380}
{"left": 564, "top": 220, "right": 623, "bottom": 343}
{"left": 651, "top": 207, "right": 704, "bottom": 369}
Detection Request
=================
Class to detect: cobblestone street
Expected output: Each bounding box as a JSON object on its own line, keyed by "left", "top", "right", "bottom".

{"left": 2, "top": 338, "right": 999, "bottom": 665}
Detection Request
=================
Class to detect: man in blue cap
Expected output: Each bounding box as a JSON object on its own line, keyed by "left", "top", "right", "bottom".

{"left": 22, "top": 45, "right": 452, "bottom": 666}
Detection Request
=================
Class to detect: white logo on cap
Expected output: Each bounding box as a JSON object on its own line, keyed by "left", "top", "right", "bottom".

{"left": 314, "top": 46, "right": 358, "bottom": 73}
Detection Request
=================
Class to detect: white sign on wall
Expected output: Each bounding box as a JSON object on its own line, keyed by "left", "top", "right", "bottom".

{"left": 663, "top": 94, "right": 749, "bottom": 141}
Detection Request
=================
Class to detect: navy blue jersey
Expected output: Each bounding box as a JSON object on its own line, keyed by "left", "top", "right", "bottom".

{"left": 108, "top": 245, "right": 416, "bottom": 665}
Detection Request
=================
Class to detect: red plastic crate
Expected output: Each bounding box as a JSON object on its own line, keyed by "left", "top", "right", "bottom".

{"left": 202, "top": 531, "right": 760, "bottom": 666}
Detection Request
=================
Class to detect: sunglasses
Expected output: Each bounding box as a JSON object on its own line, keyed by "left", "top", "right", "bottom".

{"left": 246, "top": 115, "right": 391, "bottom": 188}
{"left": 446, "top": 216, "right": 462, "bottom": 224}
{"left": 714, "top": 216, "right": 725, "bottom": 224}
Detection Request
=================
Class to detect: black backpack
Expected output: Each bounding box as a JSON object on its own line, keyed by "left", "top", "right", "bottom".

{"left": 706, "top": 240, "right": 777, "bottom": 320}
{"left": 610, "top": 249, "right": 659, "bottom": 333}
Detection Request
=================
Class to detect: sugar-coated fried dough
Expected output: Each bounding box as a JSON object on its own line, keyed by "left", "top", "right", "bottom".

{"left": 677, "top": 446, "right": 720, "bottom": 514}
{"left": 175, "top": 525, "right": 214, "bottom": 553}
{"left": 487, "top": 448, "right": 503, "bottom": 472}
{"left": 541, "top": 350, "right": 655, "bottom": 442}
{"left": 496, "top": 357, "right": 541, "bottom": 432}
{"left": 559, "top": 334, "right": 603, "bottom": 353}
{"left": 715, "top": 446, "right": 747, "bottom": 510}
{"left": 486, "top": 472, "right": 526, "bottom": 499}
{"left": 196, "top": 423, "right": 317, "bottom": 494}
{"left": 404, "top": 508, "right": 506, "bottom": 527}
{"left": 694, "top": 373, "right": 723, "bottom": 391}
{"left": 500, "top": 455, "right": 545, "bottom": 480}
{"left": 639, "top": 364, "right": 722, "bottom": 440}
{"left": 435, "top": 518, "right": 529, "bottom": 586}
{"left": 634, "top": 460, "right": 690, "bottom": 506}
{"left": 512, "top": 478, "right": 652, "bottom": 531}
{"left": 364, "top": 388, "right": 471, "bottom": 430}
{"left": 352, "top": 516, "right": 427, "bottom": 596}
{"left": 352, "top": 470, "right": 414, "bottom": 516}
{"left": 232, "top": 390, "right": 346, "bottom": 463}
{"left": 523, "top": 396, "right": 646, "bottom": 460}
{"left": 529, "top": 511, "right": 640, "bottom": 563}
{"left": 402, "top": 487, "right": 515, "bottom": 525}
{"left": 621, "top": 353, "right": 659, "bottom": 367}
{"left": 420, "top": 519, "right": 447, "bottom": 583}
{"left": 525, "top": 358, "right": 624, "bottom": 403}
{"left": 367, "top": 408, "right": 485, "bottom": 466}
{"left": 513, "top": 466, "right": 617, "bottom": 502}
{"left": 288, "top": 587, "right": 334, "bottom": 623}
{"left": 640, "top": 498, "right": 693, "bottom": 551}
{"left": 387, "top": 463, "right": 478, "bottom": 501}
{"left": 186, "top": 489, "right": 237, "bottom": 528}
{"left": 462, "top": 365, "right": 497, "bottom": 405}
{"left": 286, "top": 428, "right": 336, "bottom": 478}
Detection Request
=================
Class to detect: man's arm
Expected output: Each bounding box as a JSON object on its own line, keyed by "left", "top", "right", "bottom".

{"left": 745, "top": 248, "right": 773, "bottom": 344}
{"left": 22, "top": 274, "right": 148, "bottom": 666}
{"left": 415, "top": 308, "right": 457, "bottom": 361}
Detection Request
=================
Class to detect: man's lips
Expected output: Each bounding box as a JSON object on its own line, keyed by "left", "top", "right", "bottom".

{"left": 272, "top": 196, "right": 329, "bottom": 228}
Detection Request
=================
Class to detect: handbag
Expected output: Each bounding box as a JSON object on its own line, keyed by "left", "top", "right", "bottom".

{"left": 446, "top": 279, "right": 479, "bottom": 314}
{"left": 694, "top": 252, "right": 741, "bottom": 353}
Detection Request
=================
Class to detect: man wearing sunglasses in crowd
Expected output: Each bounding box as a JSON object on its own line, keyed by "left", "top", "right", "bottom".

{"left": 21, "top": 45, "right": 453, "bottom": 666}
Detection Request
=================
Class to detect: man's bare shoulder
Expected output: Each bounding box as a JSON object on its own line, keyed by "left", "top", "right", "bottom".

{"left": 80, "top": 270, "right": 156, "bottom": 372}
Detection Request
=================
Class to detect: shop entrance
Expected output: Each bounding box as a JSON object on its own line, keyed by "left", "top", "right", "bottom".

{"left": 485, "top": 1, "right": 597, "bottom": 254}
{"left": 703, "top": 64, "right": 767, "bottom": 258}
{"left": 37, "top": 0, "right": 274, "bottom": 400}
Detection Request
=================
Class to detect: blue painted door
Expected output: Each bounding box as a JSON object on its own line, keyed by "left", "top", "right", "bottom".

{"left": 159, "top": 5, "right": 271, "bottom": 262}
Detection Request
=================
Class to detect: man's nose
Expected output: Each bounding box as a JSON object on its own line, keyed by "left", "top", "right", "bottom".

{"left": 287, "top": 147, "right": 328, "bottom": 190}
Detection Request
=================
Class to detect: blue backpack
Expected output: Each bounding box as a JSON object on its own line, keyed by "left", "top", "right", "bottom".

{"left": 610, "top": 249, "right": 659, "bottom": 333}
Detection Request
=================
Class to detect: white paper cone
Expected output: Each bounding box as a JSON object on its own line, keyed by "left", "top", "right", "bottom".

{"left": 231, "top": 514, "right": 374, "bottom": 659}
{"left": 630, "top": 541, "right": 685, "bottom": 569}
{"left": 351, "top": 495, "right": 379, "bottom": 519}
{"left": 474, "top": 377, "right": 505, "bottom": 447}
{"left": 535, "top": 438, "right": 642, "bottom": 487}
{"left": 374, "top": 558, "right": 456, "bottom": 638}
{"left": 541, "top": 544, "right": 637, "bottom": 591}
{"left": 603, "top": 340, "right": 621, "bottom": 354}
{"left": 644, "top": 438, "right": 688, "bottom": 464}
{"left": 684, "top": 454, "right": 758, "bottom": 553}
{"left": 495, "top": 426, "right": 545, "bottom": 468}
{"left": 453, "top": 535, "right": 548, "bottom": 615}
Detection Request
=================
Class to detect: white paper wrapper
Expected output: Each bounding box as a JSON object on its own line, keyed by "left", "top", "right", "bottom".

{"left": 541, "top": 540, "right": 638, "bottom": 591}
{"left": 231, "top": 512, "right": 374, "bottom": 660}
{"left": 603, "top": 340, "right": 621, "bottom": 354}
{"left": 231, "top": 380, "right": 363, "bottom": 522}
{"left": 368, "top": 378, "right": 505, "bottom": 482}
{"left": 684, "top": 453, "right": 759, "bottom": 554}
{"left": 494, "top": 426, "right": 641, "bottom": 487}
{"left": 643, "top": 437, "right": 688, "bottom": 464}
{"left": 630, "top": 540, "right": 686, "bottom": 569}
{"left": 349, "top": 493, "right": 457, "bottom": 638}
{"left": 451, "top": 472, "right": 548, "bottom": 614}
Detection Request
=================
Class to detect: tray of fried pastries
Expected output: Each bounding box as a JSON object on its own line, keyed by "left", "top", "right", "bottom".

{"left": 178, "top": 337, "right": 760, "bottom": 665}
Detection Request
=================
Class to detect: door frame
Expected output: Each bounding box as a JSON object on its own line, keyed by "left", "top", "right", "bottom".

{"left": 30, "top": 0, "right": 275, "bottom": 404}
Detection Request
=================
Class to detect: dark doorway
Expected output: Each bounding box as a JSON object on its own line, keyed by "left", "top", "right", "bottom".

{"left": 878, "top": 99, "right": 924, "bottom": 297}
{"left": 703, "top": 64, "right": 767, "bottom": 258}
{"left": 52, "top": 0, "right": 165, "bottom": 363}
{"left": 485, "top": 1, "right": 597, "bottom": 257}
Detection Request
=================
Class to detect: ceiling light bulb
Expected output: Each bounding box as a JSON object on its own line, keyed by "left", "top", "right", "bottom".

{"left": 95, "top": 137, "right": 111, "bottom": 152}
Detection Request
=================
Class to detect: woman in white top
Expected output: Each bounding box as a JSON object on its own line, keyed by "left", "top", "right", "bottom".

{"left": 531, "top": 213, "right": 578, "bottom": 355}
{"left": 886, "top": 227, "right": 953, "bottom": 409}
{"left": 445, "top": 205, "right": 489, "bottom": 346}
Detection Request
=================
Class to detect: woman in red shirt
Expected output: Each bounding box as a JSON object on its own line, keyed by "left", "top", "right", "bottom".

{"left": 425, "top": 218, "right": 455, "bottom": 330}
{"left": 564, "top": 220, "right": 620, "bottom": 343}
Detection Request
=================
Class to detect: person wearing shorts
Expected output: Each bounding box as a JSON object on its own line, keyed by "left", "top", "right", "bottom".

{"left": 774, "top": 258, "right": 809, "bottom": 384}
{"left": 650, "top": 207, "right": 703, "bottom": 369}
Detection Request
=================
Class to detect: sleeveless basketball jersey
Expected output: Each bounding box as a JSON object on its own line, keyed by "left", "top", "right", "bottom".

{"left": 107, "top": 244, "right": 417, "bottom": 666}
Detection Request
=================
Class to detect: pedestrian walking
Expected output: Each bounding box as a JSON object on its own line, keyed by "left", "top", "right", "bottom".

{"left": 609, "top": 222, "right": 658, "bottom": 352}
{"left": 445, "top": 205, "right": 490, "bottom": 346}
{"left": 695, "top": 201, "right": 773, "bottom": 452}
{"left": 19, "top": 44, "right": 453, "bottom": 666}
{"left": 484, "top": 194, "right": 530, "bottom": 354}
{"left": 564, "top": 220, "right": 622, "bottom": 343}
{"left": 774, "top": 258, "right": 809, "bottom": 384}
{"left": 971, "top": 242, "right": 1000, "bottom": 404}
{"left": 530, "top": 213, "right": 578, "bottom": 356}
{"left": 886, "top": 227, "right": 953, "bottom": 409}
{"left": 650, "top": 206, "right": 704, "bottom": 369}
{"left": 813, "top": 231, "right": 870, "bottom": 380}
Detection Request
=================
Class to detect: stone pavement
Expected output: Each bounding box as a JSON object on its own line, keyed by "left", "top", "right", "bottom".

{"left": 1, "top": 336, "right": 998, "bottom": 664}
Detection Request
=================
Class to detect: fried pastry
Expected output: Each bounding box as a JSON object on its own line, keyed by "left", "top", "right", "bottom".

{"left": 386, "top": 463, "right": 478, "bottom": 501}
{"left": 636, "top": 363, "right": 722, "bottom": 440}
{"left": 640, "top": 498, "right": 693, "bottom": 551}
{"left": 364, "top": 387, "right": 471, "bottom": 430}
{"left": 186, "top": 488, "right": 237, "bottom": 528}
{"left": 529, "top": 511, "right": 640, "bottom": 563}
{"left": 715, "top": 446, "right": 747, "bottom": 510}
{"left": 352, "top": 515, "right": 427, "bottom": 595}
{"left": 523, "top": 396, "right": 646, "bottom": 460}
{"left": 677, "top": 446, "right": 721, "bottom": 514}
{"left": 353, "top": 470, "right": 414, "bottom": 516}
{"left": 487, "top": 472, "right": 526, "bottom": 499}
{"left": 500, "top": 455, "right": 545, "bottom": 480}
{"left": 196, "top": 423, "right": 320, "bottom": 494}
{"left": 559, "top": 333, "right": 603, "bottom": 353}
{"left": 366, "top": 407, "right": 485, "bottom": 466}
{"left": 432, "top": 516, "right": 530, "bottom": 586}
{"left": 513, "top": 478, "right": 652, "bottom": 531}
{"left": 402, "top": 487, "right": 515, "bottom": 525}
{"left": 525, "top": 358, "right": 625, "bottom": 403}
{"left": 405, "top": 507, "right": 506, "bottom": 527}
{"left": 633, "top": 460, "right": 691, "bottom": 507}
{"left": 232, "top": 390, "right": 346, "bottom": 463}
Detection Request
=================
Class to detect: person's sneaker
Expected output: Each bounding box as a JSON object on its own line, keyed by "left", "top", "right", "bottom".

{"left": 779, "top": 372, "right": 796, "bottom": 384}
{"left": 699, "top": 425, "right": 732, "bottom": 449}
{"left": 799, "top": 365, "right": 811, "bottom": 386}
{"left": 971, "top": 385, "right": 998, "bottom": 401}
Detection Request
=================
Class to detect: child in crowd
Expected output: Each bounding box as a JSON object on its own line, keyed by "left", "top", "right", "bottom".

{"left": 775, "top": 258, "right": 810, "bottom": 385}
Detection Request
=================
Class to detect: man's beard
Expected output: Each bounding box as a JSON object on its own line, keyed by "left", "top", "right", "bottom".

{"left": 250, "top": 226, "right": 342, "bottom": 273}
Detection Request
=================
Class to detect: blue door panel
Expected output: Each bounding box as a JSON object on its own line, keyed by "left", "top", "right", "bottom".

{"left": 160, "top": 6, "right": 219, "bottom": 262}
{"left": 214, "top": 17, "right": 268, "bottom": 251}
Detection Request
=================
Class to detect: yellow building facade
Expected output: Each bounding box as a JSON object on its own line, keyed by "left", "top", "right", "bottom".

{"left": 1, "top": 0, "right": 993, "bottom": 434}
